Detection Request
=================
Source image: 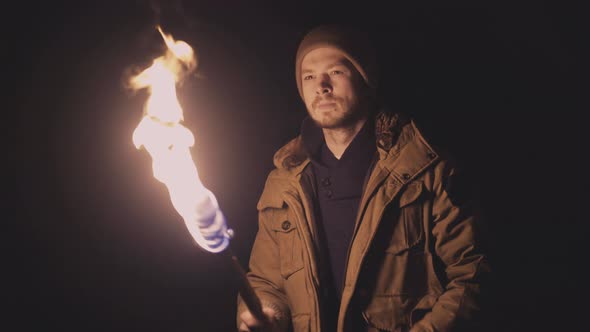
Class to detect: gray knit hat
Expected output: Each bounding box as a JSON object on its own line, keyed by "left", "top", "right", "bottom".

{"left": 295, "top": 24, "right": 377, "bottom": 100}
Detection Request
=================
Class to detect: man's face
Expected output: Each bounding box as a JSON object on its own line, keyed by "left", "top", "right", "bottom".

{"left": 300, "top": 47, "right": 367, "bottom": 129}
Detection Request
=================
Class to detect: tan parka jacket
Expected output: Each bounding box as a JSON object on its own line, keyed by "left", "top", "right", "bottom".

{"left": 238, "top": 112, "right": 490, "bottom": 332}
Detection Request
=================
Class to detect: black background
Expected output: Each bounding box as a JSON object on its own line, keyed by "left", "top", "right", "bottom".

{"left": 8, "top": 0, "right": 587, "bottom": 331}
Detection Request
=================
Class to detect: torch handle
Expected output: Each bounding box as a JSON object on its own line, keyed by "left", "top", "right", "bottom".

{"left": 226, "top": 248, "right": 267, "bottom": 323}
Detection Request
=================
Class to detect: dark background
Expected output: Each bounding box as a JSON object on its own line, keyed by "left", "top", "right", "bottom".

{"left": 8, "top": 0, "right": 586, "bottom": 331}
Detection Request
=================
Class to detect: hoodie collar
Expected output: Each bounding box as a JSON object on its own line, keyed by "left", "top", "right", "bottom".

{"left": 273, "top": 110, "right": 412, "bottom": 174}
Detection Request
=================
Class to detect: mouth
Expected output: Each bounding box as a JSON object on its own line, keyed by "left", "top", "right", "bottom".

{"left": 317, "top": 102, "right": 336, "bottom": 110}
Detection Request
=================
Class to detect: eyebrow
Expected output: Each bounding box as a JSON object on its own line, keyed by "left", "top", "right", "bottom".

{"left": 301, "top": 62, "right": 348, "bottom": 75}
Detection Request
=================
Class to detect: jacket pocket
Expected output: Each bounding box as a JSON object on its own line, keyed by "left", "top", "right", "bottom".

{"left": 386, "top": 181, "right": 425, "bottom": 255}
{"left": 363, "top": 295, "right": 416, "bottom": 332}
{"left": 271, "top": 215, "right": 304, "bottom": 279}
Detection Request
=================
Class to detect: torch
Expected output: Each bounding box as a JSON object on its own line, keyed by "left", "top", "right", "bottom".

{"left": 128, "top": 26, "right": 266, "bottom": 322}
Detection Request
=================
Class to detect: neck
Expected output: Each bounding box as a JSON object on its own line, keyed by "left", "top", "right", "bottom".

{"left": 322, "top": 117, "right": 368, "bottom": 159}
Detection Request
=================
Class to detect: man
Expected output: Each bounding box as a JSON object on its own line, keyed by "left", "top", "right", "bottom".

{"left": 238, "top": 24, "right": 490, "bottom": 332}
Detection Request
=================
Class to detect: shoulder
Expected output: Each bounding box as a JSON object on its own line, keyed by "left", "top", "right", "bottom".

{"left": 272, "top": 136, "right": 308, "bottom": 170}
{"left": 257, "top": 165, "right": 304, "bottom": 211}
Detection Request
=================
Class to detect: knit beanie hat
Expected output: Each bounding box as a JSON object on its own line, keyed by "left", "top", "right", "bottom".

{"left": 295, "top": 24, "right": 377, "bottom": 100}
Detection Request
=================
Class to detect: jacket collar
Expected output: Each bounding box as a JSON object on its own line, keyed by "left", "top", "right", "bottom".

{"left": 272, "top": 110, "right": 414, "bottom": 175}
{"left": 258, "top": 110, "right": 439, "bottom": 211}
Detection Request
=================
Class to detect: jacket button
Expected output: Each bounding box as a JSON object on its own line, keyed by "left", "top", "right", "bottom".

{"left": 321, "top": 177, "right": 331, "bottom": 187}
{"left": 402, "top": 173, "right": 411, "bottom": 180}
{"left": 281, "top": 220, "right": 291, "bottom": 231}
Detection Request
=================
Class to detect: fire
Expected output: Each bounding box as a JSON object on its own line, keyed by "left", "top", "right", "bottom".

{"left": 130, "top": 26, "right": 229, "bottom": 253}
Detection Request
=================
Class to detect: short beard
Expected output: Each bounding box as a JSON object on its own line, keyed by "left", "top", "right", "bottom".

{"left": 310, "top": 99, "right": 369, "bottom": 130}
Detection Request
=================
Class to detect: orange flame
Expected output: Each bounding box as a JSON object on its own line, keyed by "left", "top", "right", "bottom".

{"left": 130, "top": 26, "right": 228, "bottom": 253}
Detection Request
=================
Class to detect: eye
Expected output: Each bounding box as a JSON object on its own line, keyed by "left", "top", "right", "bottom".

{"left": 303, "top": 74, "right": 314, "bottom": 81}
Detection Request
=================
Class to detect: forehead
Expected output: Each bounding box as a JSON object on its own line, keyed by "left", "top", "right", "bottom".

{"left": 301, "top": 47, "right": 351, "bottom": 70}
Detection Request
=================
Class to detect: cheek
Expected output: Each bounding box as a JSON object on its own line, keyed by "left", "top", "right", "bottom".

{"left": 302, "top": 88, "right": 315, "bottom": 106}
{"left": 338, "top": 86, "right": 358, "bottom": 106}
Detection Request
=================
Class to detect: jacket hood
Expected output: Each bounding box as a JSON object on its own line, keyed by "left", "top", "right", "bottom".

{"left": 273, "top": 111, "right": 411, "bottom": 171}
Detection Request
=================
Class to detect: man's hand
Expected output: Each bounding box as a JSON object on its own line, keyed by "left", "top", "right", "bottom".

{"left": 238, "top": 306, "right": 283, "bottom": 332}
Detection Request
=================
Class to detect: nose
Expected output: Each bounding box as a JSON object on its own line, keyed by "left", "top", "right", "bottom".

{"left": 316, "top": 74, "right": 332, "bottom": 95}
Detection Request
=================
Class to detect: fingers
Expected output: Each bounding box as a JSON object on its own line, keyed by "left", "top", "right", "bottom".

{"left": 238, "top": 321, "right": 251, "bottom": 332}
{"left": 240, "top": 310, "right": 263, "bottom": 332}
{"left": 262, "top": 306, "right": 277, "bottom": 319}
{"left": 239, "top": 307, "right": 278, "bottom": 332}
{"left": 240, "top": 309, "right": 260, "bottom": 328}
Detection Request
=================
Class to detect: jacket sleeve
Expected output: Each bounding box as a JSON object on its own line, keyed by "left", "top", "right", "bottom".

{"left": 411, "top": 160, "right": 491, "bottom": 332}
{"left": 236, "top": 206, "right": 291, "bottom": 330}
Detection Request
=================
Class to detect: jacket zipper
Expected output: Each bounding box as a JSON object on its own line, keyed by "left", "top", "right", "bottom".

{"left": 339, "top": 177, "right": 406, "bottom": 329}
{"left": 338, "top": 153, "right": 380, "bottom": 297}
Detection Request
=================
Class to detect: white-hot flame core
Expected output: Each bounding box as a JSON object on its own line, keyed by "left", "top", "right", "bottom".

{"left": 130, "top": 26, "right": 229, "bottom": 253}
